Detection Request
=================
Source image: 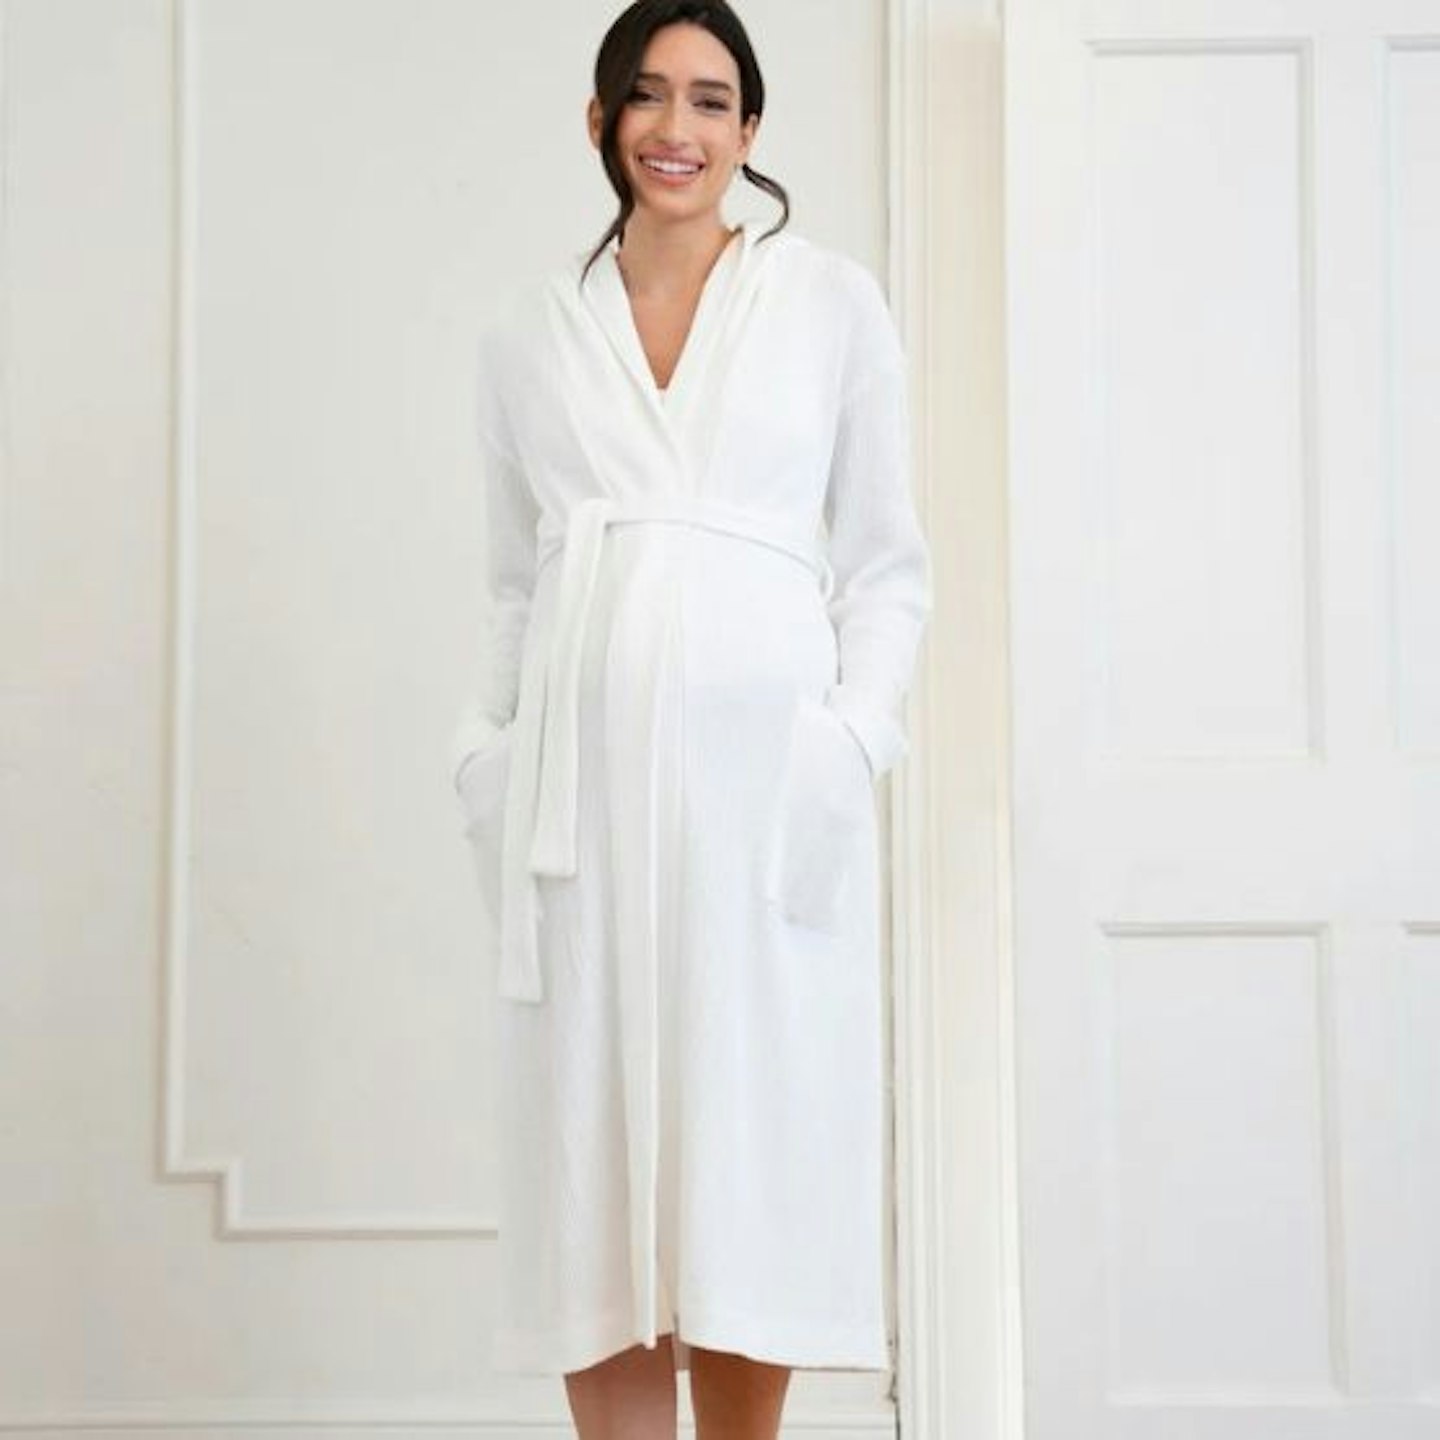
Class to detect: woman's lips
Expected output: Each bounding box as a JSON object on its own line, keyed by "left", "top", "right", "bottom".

{"left": 638, "top": 154, "right": 704, "bottom": 185}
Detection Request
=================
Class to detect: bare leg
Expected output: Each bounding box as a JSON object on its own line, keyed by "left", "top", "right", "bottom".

{"left": 563, "top": 1333, "right": 678, "bottom": 1440}
{"left": 689, "top": 1345, "right": 793, "bottom": 1440}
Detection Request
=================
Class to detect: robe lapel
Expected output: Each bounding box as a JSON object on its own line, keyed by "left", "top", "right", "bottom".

{"left": 582, "top": 245, "right": 681, "bottom": 430}
{"left": 542, "top": 271, "right": 678, "bottom": 500}
{"left": 663, "top": 222, "right": 781, "bottom": 485}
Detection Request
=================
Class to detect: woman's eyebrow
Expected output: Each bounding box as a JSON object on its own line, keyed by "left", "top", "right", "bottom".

{"left": 633, "top": 70, "right": 736, "bottom": 94}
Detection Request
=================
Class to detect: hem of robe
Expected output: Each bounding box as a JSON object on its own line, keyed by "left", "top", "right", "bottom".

{"left": 489, "top": 1306, "right": 890, "bottom": 1377}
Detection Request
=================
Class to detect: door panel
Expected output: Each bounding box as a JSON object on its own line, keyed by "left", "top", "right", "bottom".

{"left": 1005, "top": 2, "right": 1440, "bottom": 1435}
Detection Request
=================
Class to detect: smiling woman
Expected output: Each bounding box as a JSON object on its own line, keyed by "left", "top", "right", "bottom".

{"left": 581, "top": 0, "right": 789, "bottom": 280}
{"left": 581, "top": 10, "right": 782, "bottom": 398}
{"left": 448, "top": 3, "right": 932, "bottom": 1437}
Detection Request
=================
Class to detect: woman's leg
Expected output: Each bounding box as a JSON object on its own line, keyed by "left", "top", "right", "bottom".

{"left": 688, "top": 1345, "right": 792, "bottom": 1440}
{"left": 563, "top": 1333, "right": 678, "bottom": 1440}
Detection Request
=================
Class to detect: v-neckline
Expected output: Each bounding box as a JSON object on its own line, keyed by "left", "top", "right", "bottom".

{"left": 561, "top": 215, "right": 782, "bottom": 486}
{"left": 595, "top": 220, "right": 752, "bottom": 409}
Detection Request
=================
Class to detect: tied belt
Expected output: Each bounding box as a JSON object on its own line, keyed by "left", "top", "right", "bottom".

{"left": 495, "top": 493, "right": 833, "bottom": 1344}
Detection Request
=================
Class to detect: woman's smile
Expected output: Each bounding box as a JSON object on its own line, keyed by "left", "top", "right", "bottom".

{"left": 638, "top": 152, "right": 705, "bottom": 184}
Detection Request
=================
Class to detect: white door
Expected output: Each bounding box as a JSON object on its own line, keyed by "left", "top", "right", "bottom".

{"left": 1005, "top": 1, "right": 1440, "bottom": 1436}
{"left": 0, "top": 1, "right": 899, "bottom": 1435}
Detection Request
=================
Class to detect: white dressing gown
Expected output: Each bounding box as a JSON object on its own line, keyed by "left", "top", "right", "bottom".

{"left": 449, "top": 216, "right": 932, "bottom": 1376}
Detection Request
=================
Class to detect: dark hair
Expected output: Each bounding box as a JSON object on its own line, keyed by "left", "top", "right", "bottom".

{"left": 581, "top": 0, "right": 790, "bottom": 284}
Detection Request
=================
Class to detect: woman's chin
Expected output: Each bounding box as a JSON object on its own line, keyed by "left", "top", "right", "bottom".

{"left": 628, "top": 189, "right": 721, "bottom": 224}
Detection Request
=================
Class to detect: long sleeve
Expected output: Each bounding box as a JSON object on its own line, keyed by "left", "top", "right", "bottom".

{"left": 448, "top": 330, "right": 541, "bottom": 790}
{"left": 822, "top": 264, "right": 933, "bottom": 779}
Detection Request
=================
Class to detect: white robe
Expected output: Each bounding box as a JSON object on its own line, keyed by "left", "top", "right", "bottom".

{"left": 449, "top": 215, "right": 932, "bottom": 1376}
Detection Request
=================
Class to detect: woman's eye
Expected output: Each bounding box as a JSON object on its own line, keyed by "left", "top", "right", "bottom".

{"left": 628, "top": 87, "right": 659, "bottom": 104}
{"left": 696, "top": 97, "right": 730, "bottom": 112}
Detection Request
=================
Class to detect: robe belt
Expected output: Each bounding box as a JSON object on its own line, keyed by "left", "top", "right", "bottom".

{"left": 496, "top": 494, "right": 835, "bottom": 1004}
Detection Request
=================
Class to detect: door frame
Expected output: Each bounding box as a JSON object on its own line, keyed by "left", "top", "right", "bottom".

{"left": 887, "top": 2, "right": 1025, "bottom": 1437}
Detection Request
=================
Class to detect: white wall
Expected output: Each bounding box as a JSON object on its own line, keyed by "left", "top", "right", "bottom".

{"left": 0, "top": 0, "right": 941, "bottom": 1435}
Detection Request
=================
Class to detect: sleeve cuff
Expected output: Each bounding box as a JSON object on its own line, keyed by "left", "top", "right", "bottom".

{"left": 449, "top": 707, "right": 511, "bottom": 792}
{"left": 823, "top": 684, "right": 910, "bottom": 779}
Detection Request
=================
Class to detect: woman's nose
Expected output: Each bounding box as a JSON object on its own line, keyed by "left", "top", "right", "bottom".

{"left": 654, "top": 96, "right": 690, "bottom": 142}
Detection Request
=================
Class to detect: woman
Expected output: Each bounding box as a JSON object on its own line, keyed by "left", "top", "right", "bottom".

{"left": 449, "top": 2, "right": 932, "bottom": 1435}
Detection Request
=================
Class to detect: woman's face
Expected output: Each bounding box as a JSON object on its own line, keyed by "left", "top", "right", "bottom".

{"left": 590, "top": 21, "right": 758, "bottom": 225}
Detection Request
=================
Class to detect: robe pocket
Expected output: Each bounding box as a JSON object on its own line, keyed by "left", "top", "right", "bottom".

{"left": 455, "top": 730, "right": 514, "bottom": 927}
{"left": 764, "top": 694, "right": 874, "bottom": 933}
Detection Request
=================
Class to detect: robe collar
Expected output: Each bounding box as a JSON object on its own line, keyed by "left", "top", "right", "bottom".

{"left": 571, "top": 216, "right": 777, "bottom": 447}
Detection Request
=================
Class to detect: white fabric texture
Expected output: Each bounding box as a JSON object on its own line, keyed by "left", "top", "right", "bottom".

{"left": 449, "top": 217, "right": 931, "bottom": 1376}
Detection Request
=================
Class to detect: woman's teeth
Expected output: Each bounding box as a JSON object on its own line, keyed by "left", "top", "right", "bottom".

{"left": 642, "top": 156, "right": 702, "bottom": 176}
